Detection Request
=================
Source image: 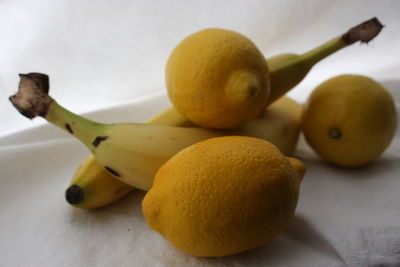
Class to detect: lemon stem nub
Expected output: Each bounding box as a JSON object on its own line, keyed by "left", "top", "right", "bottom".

{"left": 329, "top": 128, "right": 342, "bottom": 139}
{"left": 66, "top": 185, "right": 84, "bottom": 205}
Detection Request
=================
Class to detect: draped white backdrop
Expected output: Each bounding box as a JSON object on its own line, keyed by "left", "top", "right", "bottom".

{"left": 1, "top": 1, "right": 399, "bottom": 266}
{"left": 1, "top": 0, "right": 399, "bottom": 137}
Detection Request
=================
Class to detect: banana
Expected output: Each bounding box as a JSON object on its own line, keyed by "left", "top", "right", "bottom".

{"left": 10, "top": 73, "right": 303, "bottom": 192}
{"left": 65, "top": 105, "right": 197, "bottom": 209}
{"left": 234, "top": 96, "right": 302, "bottom": 156}
{"left": 65, "top": 95, "right": 301, "bottom": 208}
{"left": 66, "top": 96, "right": 302, "bottom": 209}
{"left": 267, "top": 17, "right": 383, "bottom": 104}
{"left": 66, "top": 155, "right": 133, "bottom": 209}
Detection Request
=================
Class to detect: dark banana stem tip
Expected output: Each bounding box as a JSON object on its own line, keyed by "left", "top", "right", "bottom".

{"left": 9, "top": 73, "right": 51, "bottom": 119}
{"left": 66, "top": 185, "right": 84, "bottom": 205}
{"left": 342, "top": 17, "right": 384, "bottom": 45}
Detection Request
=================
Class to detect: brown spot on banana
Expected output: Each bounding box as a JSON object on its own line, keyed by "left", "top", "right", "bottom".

{"left": 329, "top": 128, "right": 342, "bottom": 139}
{"left": 65, "top": 123, "right": 73, "bottom": 134}
{"left": 105, "top": 166, "right": 121, "bottom": 177}
{"left": 92, "top": 136, "right": 109, "bottom": 147}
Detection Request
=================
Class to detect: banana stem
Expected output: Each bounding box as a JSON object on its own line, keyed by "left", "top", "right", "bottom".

{"left": 45, "top": 101, "right": 107, "bottom": 150}
{"left": 9, "top": 73, "right": 108, "bottom": 151}
{"left": 299, "top": 37, "right": 346, "bottom": 68}
{"left": 302, "top": 17, "right": 383, "bottom": 67}
{"left": 267, "top": 17, "right": 383, "bottom": 104}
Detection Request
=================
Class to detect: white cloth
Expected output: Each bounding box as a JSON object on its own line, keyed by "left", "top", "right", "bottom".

{"left": 1, "top": 1, "right": 400, "bottom": 266}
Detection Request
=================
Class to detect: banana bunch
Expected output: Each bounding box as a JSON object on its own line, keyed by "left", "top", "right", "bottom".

{"left": 9, "top": 18, "right": 382, "bottom": 209}
{"left": 65, "top": 107, "right": 193, "bottom": 209}
{"left": 66, "top": 96, "right": 302, "bottom": 208}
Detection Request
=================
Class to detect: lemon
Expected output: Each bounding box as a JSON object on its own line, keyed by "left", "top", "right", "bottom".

{"left": 302, "top": 74, "right": 397, "bottom": 167}
{"left": 166, "top": 28, "right": 270, "bottom": 129}
{"left": 142, "top": 136, "right": 306, "bottom": 257}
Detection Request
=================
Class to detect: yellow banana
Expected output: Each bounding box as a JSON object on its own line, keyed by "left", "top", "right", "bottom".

{"left": 66, "top": 155, "right": 133, "bottom": 209}
{"left": 267, "top": 17, "right": 383, "bottom": 104}
{"left": 65, "top": 97, "right": 301, "bottom": 209}
{"left": 65, "top": 106, "right": 196, "bottom": 209}
{"left": 9, "top": 73, "right": 302, "bottom": 190}
{"left": 235, "top": 96, "right": 302, "bottom": 156}
{"left": 66, "top": 97, "right": 302, "bottom": 209}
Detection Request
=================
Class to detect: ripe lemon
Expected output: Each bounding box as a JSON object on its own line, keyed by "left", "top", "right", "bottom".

{"left": 142, "top": 136, "right": 306, "bottom": 257}
{"left": 166, "top": 28, "right": 270, "bottom": 129}
{"left": 302, "top": 74, "right": 397, "bottom": 167}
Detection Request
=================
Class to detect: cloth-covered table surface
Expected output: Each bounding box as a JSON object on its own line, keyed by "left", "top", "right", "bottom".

{"left": 1, "top": 1, "right": 400, "bottom": 266}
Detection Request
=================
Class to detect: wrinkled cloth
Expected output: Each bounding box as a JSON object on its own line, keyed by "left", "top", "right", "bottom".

{"left": 1, "top": 92, "right": 399, "bottom": 267}
{"left": 1, "top": 1, "right": 400, "bottom": 266}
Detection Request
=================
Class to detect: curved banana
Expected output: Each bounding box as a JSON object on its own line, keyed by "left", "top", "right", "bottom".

{"left": 65, "top": 97, "right": 302, "bottom": 209}
{"left": 66, "top": 155, "right": 133, "bottom": 209}
{"left": 235, "top": 96, "right": 302, "bottom": 156}
{"left": 10, "top": 73, "right": 303, "bottom": 191}
{"left": 267, "top": 17, "right": 383, "bottom": 104}
{"left": 65, "top": 106, "right": 196, "bottom": 209}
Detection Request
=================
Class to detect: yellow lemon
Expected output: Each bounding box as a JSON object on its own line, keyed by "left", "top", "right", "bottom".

{"left": 166, "top": 28, "right": 270, "bottom": 129}
{"left": 142, "top": 136, "right": 306, "bottom": 257}
{"left": 302, "top": 74, "right": 397, "bottom": 167}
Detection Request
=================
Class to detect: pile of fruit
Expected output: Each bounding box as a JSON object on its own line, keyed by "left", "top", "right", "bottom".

{"left": 9, "top": 17, "right": 397, "bottom": 257}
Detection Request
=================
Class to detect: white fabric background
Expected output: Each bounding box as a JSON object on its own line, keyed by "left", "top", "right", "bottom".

{"left": 1, "top": 0, "right": 400, "bottom": 137}
{"left": 1, "top": 1, "right": 400, "bottom": 266}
